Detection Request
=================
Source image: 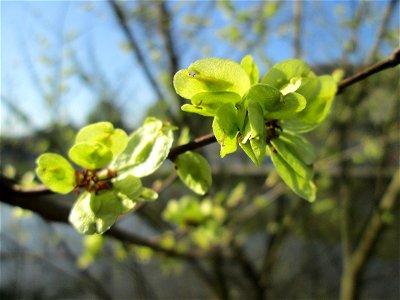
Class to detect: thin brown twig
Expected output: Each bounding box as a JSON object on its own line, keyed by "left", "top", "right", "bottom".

{"left": 337, "top": 48, "right": 400, "bottom": 94}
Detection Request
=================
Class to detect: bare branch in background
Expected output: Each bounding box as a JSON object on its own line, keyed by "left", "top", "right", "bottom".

{"left": 337, "top": 48, "right": 400, "bottom": 94}
{"left": 365, "top": 0, "right": 399, "bottom": 64}
{"left": 293, "top": 0, "right": 303, "bottom": 58}
{"left": 107, "top": 0, "right": 175, "bottom": 118}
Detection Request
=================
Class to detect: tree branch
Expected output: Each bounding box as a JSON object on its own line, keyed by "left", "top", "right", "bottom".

{"left": 0, "top": 175, "right": 208, "bottom": 260}
{"left": 1, "top": 49, "right": 399, "bottom": 257}
{"left": 365, "top": 0, "right": 399, "bottom": 64}
{"left": 337, "top": 48, "right": 400, "bottom": 94}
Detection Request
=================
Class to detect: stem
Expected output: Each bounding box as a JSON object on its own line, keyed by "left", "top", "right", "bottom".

{"left": 337, "top": 48, "right": 400, "bottom": 94}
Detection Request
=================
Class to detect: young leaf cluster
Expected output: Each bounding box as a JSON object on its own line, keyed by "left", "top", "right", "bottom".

{"left": 173, "top": 55, "right": 337, "bottom": 201}
{"left": 36, "top": 118, "right": 173, "bottom": 234}
{"left": 162, "top": 195, "right": 227, "bottom": 249}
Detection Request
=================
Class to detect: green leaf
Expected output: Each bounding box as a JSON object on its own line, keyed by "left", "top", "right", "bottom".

{"left": 181, "top": 92, "right": 242, "bottom": 117}
{"left": 192, "top": 91, "right": 242, "bottom": 106}
{"left": 238, "top": 114, "right": 266, "bottom": 167}
{"left": 36, "top": 153, "right": 75, "bottom": 194}
{"left": 283, "top": 75, "right": 337, "bottom": 132}
{"left": 181, "top": 104, "right": 215, "bottom": 117}
{"left": 113, "top": 175, "right": 142, "bottom": 206}
{"left": 77, "top": 235, "right": 104, "bottom": 269}
{"left": 111, "top": 117, "right": 174, "bottom": 178}
{"left": 75, "top": 122, "right": 128, "bottom": 157}
{"left": 270, "top": 138, "right": 313, "bottom": 179}
{"left": 265, "top": 92, "right": 306, "bottom": 120}
{"left": 139, "top": 188, "right": 158, "bottom": 202}
{"left": 262, "top": 59, "right": 312, "bottom": 93}
{"left": 240, "top": 55, "right": 259, "bottom": 85}
{"left": 68, "top": 141, "right": 113, "bottom": 169}
{"left": 212, "top": 103, "right": 239, "bottom": 157}
{"left": 69, "top": 192, "right": 97, "bottom": 234}
{"left": 246, "top": 84, "right": 283, "bottom": 113}
{"left": 173, "top": 58, "right": 251, "bottom": 99}
{"left": 69, "top": 190, "right": 137, "bottom": 235}
{"left": 268, "top": 147, "right": 316, "bottom": 202}
{"left": 279, "top": 131, "right": 316, "bottom": 164}
{"left": 247, "top": 102, "right": 266, "bottom": 166}
{"left": 175, "top": 151, "right": 212, "bottom": 195}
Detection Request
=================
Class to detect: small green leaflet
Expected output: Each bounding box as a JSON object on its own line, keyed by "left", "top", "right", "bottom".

{"left": 262, "top": 59, "right": 312, "bottom": 92}
{"left": 77, "top": 234, "right": 104, "bottom": 269}
{"left": 282, "top": 75, "right": 337, "bottom": 132}
{"left": 265, "top": 92, "right": 306, "bottom": 120}
{"left": 181, "top": 92, "right": 242, "bottom": 117}
{"left": 238, "top": 102, "right": 266, "bottom": 167}
{"left": 139, "top": 188, "right": 159, "bottom": 202}
{"left": 173, "top": 58, "right": 251, "bottom": 99}
{"left": 246, "top": 84, "right": 283, "bottom": 113}
{"left": 240, "top": 55, "right": 259, "bottom": 85}
{"left": 36, "top": 153, "right": 75, "bottom": 194}
{"left": 268, "top": 147, "right": 316, "bottom": 202}
{"left": 69, "top": 141, "right": 113, "bottom": 169}
{"left": 111, "top": 117, "right": 174, "bottom": 178}
{"left": 278, "top": 131, "right": 316, "bottom": 164}
{"left": 75, "top": 122, "right": 128, "bottom": 157}
{"left": 69, "top": 189, "right": 138, "bottom": 235}
{"left": 112, "top": 175, "right": 143, "bottom": 203}
{"left": 212, "top": 103, "right": 239, "bottom": 157}
{"left": 175, "top": 151, "right": 212, "bottom": 195}
{"left": 270, "top": 138, "right": 313, "bottom": 179}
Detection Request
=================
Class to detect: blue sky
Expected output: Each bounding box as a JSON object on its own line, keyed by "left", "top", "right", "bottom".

{"left": 1, "top": 0, "right": 398, "bottom": 137}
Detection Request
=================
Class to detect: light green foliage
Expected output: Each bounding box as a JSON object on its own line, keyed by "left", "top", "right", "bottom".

{"left": 69, "top": 142, "right": 113, "bottom": 169}
{"left": 271, "top": 138, "right": 313, "bottom": 179}
{"left": 75, "top": 122, "right": 128, "bottom": 157}
{"left": 240, "top": 55, "right": 259, "bottom": 85}
{"left": 36, "top": 119, "right": 170, "bottom": 234}
{"left": 279, "top": 131, "right": 316, "bottom": 165}
{"left": 283, "top": 75, "right": 337, "bottom": 132}
{"left": 69, "top": 188, "right": 137, "bottom": 235}
{"left": 77, "top": 235, "right": 104, "bottom": 269}
{"left": 163, "top": 196, "right": 226, "bottom": 249}
{"left": 175, "top": 151, "right": 212, "bottom": 195}
{"left": 262, "top": 59, "right": 312, "bottom": 92}
{"left": 268, "top": 147, "right": 316, "bottom": 202}
{"left": 212, "top": 103, "right": 239, "bottom": 157}
{"left": 173, "top": 57, "right": 251, "bottom": 99}
{"left": 174, "top": 56, "right": 337, "bottom": 201}
{"left": 36, "top": 153, "right": 75, "bottom": 194}
{"left": 111, "top": 117, "right": 174, "bottom": 178}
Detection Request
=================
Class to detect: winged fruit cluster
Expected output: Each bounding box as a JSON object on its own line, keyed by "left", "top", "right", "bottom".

{"left": 173, "top": 55, "right": 337, "bottom": 201}
{"left": 36, "top": 118, "right": 174, "bottom": 234}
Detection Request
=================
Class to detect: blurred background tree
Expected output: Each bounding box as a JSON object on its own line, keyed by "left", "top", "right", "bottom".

{"left": 1, "top": 1, "right": 399, "bottom": 299}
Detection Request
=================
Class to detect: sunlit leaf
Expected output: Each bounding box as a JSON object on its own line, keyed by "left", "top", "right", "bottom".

{"left": 268, "top": 147, "right": 316, "bottom": 202}
{"left": 265, "top": 92, "right": 306, "bottom": 120}
{"left": 262, "top": 59, "right": 312, "bottom": 93}
{"left": 181, "top": 91, "right": 242, "bottom": 117}
{"left": 279, "top": 131, "right": 316, "bottom": 164}
{"left": 68, "top": 141, "right": 113, "bottom": 169}
{"left": 270, "top": 138, "right": 313, "bottom": 179}
{"left": 36, "top": 153, "right": 75, "bottom": 194}
{"left": 212, "top": 103, "right": 239, "bottom": 157}
{"left": 69, "top": 190, "right": 137, "bottom": 235}
{"left": 246, "top": 83, "right": 282, "bottom": 113}
{"left": 283, "top": 75, "right": 337, "bottom": 132}
{"left": 240, "top": 55, "right": 259, "bottom": 85}
{"left": 111, "top": 117, "right": 174, "bottom": 178}
{"left": 175, "top": 151, "right": 212, "bottom": 195}
{"left": 75, "top": 122, "right": 128, "bottom": 157}
{"left": 173, "top": 58, "right": 251, "bottom": 99}
{"left": 139, "top": 188, "right": 158, "bottom": 202}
